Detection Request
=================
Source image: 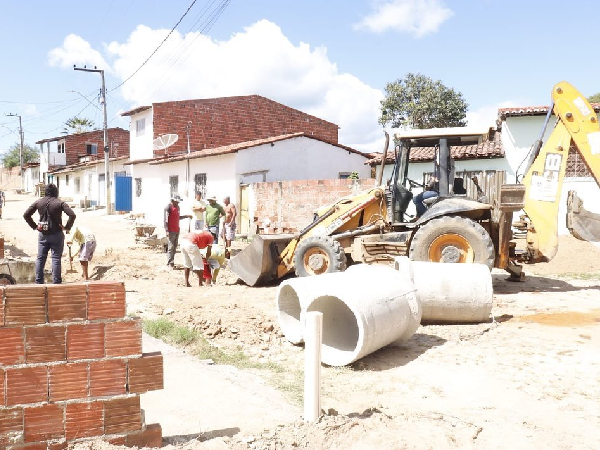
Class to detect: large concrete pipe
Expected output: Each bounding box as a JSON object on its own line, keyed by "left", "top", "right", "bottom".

{"left": 394, "top": 256, "right": 493, "bottom": 323}
{"left": 277, "top": 275, "right": 343, "bottom": 344}
{"left": 277, "top": 264, "right": 421, "bottom": 366}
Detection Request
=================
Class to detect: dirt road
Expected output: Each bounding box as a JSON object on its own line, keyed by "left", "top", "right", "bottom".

{"left": 2, "top": 193, "right": 600, "bottom": 449}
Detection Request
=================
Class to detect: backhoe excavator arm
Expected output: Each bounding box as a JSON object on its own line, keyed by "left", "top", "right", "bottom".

{"left": 521, "top": 81, "right": 600, "bottom": 262}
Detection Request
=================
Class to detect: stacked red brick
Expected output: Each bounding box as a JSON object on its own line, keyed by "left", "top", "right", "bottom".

{"left": 0, "top": 282, "right": 163, "bottom": 449}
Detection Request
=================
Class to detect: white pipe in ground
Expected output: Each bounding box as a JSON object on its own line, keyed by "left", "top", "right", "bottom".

{"left": 277, "top": 264, "right": 421, "bottom": 366}
{"left": 304, "top": 311, "right": 322, "bottom": 422}
{"left": 394, "top": 256, "right": 493, "bottom": 323}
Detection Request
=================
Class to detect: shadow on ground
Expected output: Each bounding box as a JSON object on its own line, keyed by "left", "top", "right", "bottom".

{"left": 492, "top": 273, "right": 600, "bottom": 294}
{"left": 350, "top": 333, "right": 447, "bottom": 371}
{"left": 164, "top": 427, "right": 240, "bottom": 445}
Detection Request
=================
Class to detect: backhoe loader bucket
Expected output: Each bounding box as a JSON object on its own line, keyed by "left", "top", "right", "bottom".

{"left": 567, "top": 190, "right": 600, "bottom": 242}
{"left": 229, "top": 234, "right": 294, "bottom": 286}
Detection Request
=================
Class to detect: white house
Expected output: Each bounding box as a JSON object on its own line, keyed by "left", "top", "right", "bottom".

{"left": 128, "top": 133, "right": 372, "bottom": 228}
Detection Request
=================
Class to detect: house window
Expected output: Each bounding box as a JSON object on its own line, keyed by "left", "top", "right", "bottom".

{"left": 566, "top": 142, "right": 592, "bottom": 177}
{"left": 169, "top": 176, "right": 179, "bottom": 198}
{"left": 75, "top": 177, "right": 81, "bottom": 193}
{"left": 86, "top": 143, "right": 98, "bottom": 155}
{"left": 338, "top": 172, "right": 351, "bottom": 179}
{"left": 135, "top": 178, "right": 142, "bottom": 197}
{"left": 66, "top": 175, "right": 69, "bottom": 186}
{"left": 136, "top": 118, "right": 146, "bottom": 137}
{"left": 194, "top": 173, "right": 207, "bottom": 197}
{"left": 57, "top": 142, "right": 65, "bottom": 154}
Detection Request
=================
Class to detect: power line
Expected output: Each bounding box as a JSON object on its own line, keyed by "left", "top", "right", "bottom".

{"left": 109, "top": 0, "right": 199, "bottom": 93}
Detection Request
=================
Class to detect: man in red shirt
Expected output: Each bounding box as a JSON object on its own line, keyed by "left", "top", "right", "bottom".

{"left": 180, "top": 230, "right": 214, "bottom": 286}
{"left": 164, "top": 195, "right": 192, "bottom": 268}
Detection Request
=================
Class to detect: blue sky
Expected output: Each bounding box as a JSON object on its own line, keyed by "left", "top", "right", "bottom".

{"left": 1, "top": 0, "right": 599, "bottom": 155}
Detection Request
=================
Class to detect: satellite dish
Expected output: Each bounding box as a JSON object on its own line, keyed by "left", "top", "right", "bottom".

{"left": 153, "top": 134, "right": 179, "bottom": 152}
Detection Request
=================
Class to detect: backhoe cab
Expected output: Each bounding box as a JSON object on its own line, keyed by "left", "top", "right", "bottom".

{"left": 230, "top": 81, "right": 600, "bottom": 286}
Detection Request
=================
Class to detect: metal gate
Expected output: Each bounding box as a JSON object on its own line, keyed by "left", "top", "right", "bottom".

{"left": 115, "top": 175, "right": 132, "bottom": 212}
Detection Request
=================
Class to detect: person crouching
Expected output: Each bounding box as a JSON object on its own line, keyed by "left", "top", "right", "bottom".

{"left": 180, "top": 230, "right": 214, "bottom": 287}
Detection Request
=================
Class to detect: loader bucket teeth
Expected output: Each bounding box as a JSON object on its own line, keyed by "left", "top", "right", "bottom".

{"left": 229, "top": 234, "right": 293, "bottom": 286}
{"left": 567, "top": 190, "right": 600, "bottom": 242}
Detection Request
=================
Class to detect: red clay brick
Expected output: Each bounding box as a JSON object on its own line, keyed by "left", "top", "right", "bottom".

{"left": 25, "top": 325, "right": 66, "bottom": 364}
{"left": 124, "top": 423, "right": 163, "bottom": 448}
{"left": 0, "top": 407, "right": 24, "bottom": 446}
{"left": 128, "top": 352, "right": 163, "bottom": 394}
{"left": 66, "top": 323, "right": 104, "bottom": 360}
{"left": 104, "top": 396, "right": 141, "bottom": 435}
{"left": 0, "top": 327, "right": 25, "bottom": 366}
{"left": 6, "top": 367, "right": 48, "bottom": 406}
{"left": 48, "top": 442, "right": 68, "bottom": 450}
{"left": 0, "top": 285, "right": 4, "bottom": 325}
{"left": 4, "top": 286, "right": 46, "bottom": 325}
{"left": 65, "top": 401, "right": 103, "bottom": 440}
{"left": 89, "top": 359, "right": 126, "bottom": 397}
{"left": 47, "top": 284, "right": 87, "bottom": 322}
{"left": 8, "top": 443, "right": 48, "bottom": 450}
{"left": 87, "top": 282, "right": 126, "bottom": 320}
{"left": 106, "top": 436, "right": 126, "bottom": 445}
{"left": 0, "top": 368, "right": 4, "bottom": 406}
{"left": 24, "top": 403, "right": 65, "bottom": 443}
{"left": 105, "top": 320, "right": 142, "bottom": 357}
{"left": 49, "top": 362, "right": 88, "bottom": 401}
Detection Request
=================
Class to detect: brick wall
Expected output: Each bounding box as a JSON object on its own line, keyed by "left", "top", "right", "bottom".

{"left": 152, "top": 95, "right": 339, "bottom": 155}
{"left": 0, "top": 282, "right": 163, "bottom": 449}
{"left": 65, "top": 128, "right": 130, "bottom": 166}
{"left": 251, "top": 178, "right": 378, "bottom": 233}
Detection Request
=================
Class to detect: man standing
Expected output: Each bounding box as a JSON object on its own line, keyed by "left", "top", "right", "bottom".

{"left": 164, "top": 195, "right": 192, "bottom": 268}
{"left": 0, "top": 190, "right": 5, "bottom": 219}
{"left": 23, "top": 183, "right": 76, "bottom": 284}
{"left": 180, "top": 230, "right": 213, "bottom": 287}
{"left": 205, "top": 196, "right": 225, "bottom": 244}
{"left": 223, "top": 196, "right": 237, "bottom": 255}
{"left": 66, "top": 225, "right": 96, "bottom": 280}
{"left": 191, "top": 192, "right": 206, "bottom": 230}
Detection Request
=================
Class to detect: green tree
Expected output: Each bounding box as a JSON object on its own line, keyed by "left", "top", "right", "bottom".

{"left": 63, "top": 116, "right": 95, "bottom": 134}
{"left": 588, "top": 92, "right": 600, "bottom": 103}
{"left": 1, "top": 143, "right": 39, "bottom": 169}
{"left": 379, "top": 73, "right": 468, "bottom": 129}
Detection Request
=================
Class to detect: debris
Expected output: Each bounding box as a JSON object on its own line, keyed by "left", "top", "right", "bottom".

{"left": 163, "top": 308, "right": 175, "bottom": 315}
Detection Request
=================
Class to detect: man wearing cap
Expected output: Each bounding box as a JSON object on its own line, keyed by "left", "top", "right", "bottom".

{"left": 205, "top": 196, "right": 225, "bottom": 244}
{"left": 164, "top": 194, "right": 192, "bottom": 268}
{"left": 180, "top": 230, "right": 213, "bottom": 287}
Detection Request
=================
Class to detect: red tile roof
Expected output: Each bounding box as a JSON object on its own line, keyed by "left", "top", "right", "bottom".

{"left": 149, "top": 132, "right": 369, "bottom": 165}
{"left": 120, "top": 106, "right": 152, "bottom": 117}
{"left": 367, "top": 131, "right": 504, "bottom": 165}
{"left": 498, "top": 103, "right": 600, "bottom": 120}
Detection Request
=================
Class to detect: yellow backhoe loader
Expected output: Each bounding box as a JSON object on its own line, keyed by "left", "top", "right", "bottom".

{"left": 230, "top": 81, "right": 600, "bottom": 285}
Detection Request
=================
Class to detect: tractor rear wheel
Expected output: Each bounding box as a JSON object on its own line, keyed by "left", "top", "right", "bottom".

{"left": 409, "top": 216, "right": 495, "bottom": 270}
{"left": 294, "top": 235, "right": 347, "bottom": 277}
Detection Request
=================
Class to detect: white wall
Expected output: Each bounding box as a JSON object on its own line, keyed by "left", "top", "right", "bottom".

{"left": 128, "top": 109, "right": 154, "bottom": 161}
{"left": 236, "top": 137, "right": 371, "bottom": 183}
{"left": 130, "top": 153, "right": 238, "bottom": 227}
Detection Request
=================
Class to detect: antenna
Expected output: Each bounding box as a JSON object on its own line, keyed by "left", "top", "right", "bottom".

{"left": 153, "top": 134, "right": 179, "bottom": 154}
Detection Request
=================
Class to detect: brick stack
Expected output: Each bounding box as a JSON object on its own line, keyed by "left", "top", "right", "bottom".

{"left": 0, "top": 282, "right": 163, "bottom": 449}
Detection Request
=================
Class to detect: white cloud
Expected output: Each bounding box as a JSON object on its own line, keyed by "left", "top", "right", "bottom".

{"left": 354, "top": 0, "right": 454, "bottom": 37}
{"left": 98, "top": 20, "right": 383, "bottom": 150}
{"left": 48, "top": 34, "right": 110, "bottom": 71}
{"left": 466, "top": 100, "right": 522, "bottom": 129}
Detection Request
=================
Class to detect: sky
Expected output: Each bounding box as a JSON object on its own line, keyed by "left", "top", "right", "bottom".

{"left": 1, "top": 0, "right": 600, "bottom": 156}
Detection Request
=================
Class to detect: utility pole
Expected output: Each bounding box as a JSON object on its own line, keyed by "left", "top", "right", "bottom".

{"left": 74, "top": 66, "right": 111, "bottom": 214}
{"left": 6, "top": 113, "right": 24, "bottom": 189}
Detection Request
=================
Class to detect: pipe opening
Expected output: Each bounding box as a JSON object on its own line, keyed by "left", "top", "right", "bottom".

{"left": 277, "top": 284, "right": 303, "bottom": 343}
{"left": 308, "top": 295, "right": 360, "bottom": 365}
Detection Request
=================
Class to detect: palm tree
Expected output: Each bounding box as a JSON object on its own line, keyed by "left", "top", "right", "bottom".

{"left": 63, "top": 116, "right": 95, "bottom": 134}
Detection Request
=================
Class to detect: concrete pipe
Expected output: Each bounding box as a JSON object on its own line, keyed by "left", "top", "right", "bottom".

{"left": 277, "top": 275, "right": 343, "bottom": 344}
{"left": 277, "top": 264, "right": 421, "bottom": 366}
{"left": 394, "top": 256, "right": 493, "bottom": 323}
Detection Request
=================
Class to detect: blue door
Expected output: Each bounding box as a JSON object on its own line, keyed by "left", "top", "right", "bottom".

{"left": 115, "top": 175, "right": 132, "bottom": 212}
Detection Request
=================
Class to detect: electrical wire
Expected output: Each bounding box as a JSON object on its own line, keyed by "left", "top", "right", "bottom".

{"left": 109, "top": 0, "right": 200, "bottom": 93}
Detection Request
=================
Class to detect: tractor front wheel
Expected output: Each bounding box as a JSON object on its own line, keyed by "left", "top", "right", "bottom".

{"left": 294, "top": 236, "right": 347, "bottom": 277}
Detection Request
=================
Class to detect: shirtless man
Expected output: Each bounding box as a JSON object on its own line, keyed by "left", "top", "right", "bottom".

{"left": 222, "top": 196, "right": 237, "bottom": 257}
